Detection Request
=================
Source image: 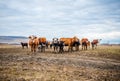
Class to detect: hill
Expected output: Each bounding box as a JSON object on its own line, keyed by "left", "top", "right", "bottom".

{"left": 0, "top": 36, "right": 28, "bottom": 44}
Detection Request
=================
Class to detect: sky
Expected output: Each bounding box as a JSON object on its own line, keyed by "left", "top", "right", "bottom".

{"left": 0, "top": 0, "right": 120, "bottom": 44}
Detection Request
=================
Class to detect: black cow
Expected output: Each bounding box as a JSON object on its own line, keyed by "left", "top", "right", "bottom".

{"left": 21, "top": 42, "right": 28, "bottom": 49}
{"left": 58, "top": 41, "right": 65, "bottom": 53}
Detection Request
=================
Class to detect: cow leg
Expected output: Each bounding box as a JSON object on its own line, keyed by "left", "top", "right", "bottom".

{"left": 84, "top": 46, "right": 86, "bottom": 50}
{"left": 42, "top": 46, "right": 43, "bottom": 52}
{"left": 58, "top": 44, "right": 60, "bottom": 53}
{"left": 74, "top": 45, "right": 76, "bottom": 51}
{"left": 77, "top": 46, "right": 79, "bottom": 51}
{"left": 57, "top": 46, "right": 58, "bottom": 52}
{"left": 71, "top": 46, "right": 73, "bottom": 51}
{"left": 41, "top": 46, "right": 45, "bottom": 52}
{"left": 43, "top": 46, "right": 45, "bottom": 52}
{"left": 68, "top": 46, "right": 71, "bottom": 52}
{"left": 92, "top": 45, "right": 94, "bottom": 50}
{"left": 82, "top": 45, "right": 84, "bottom": 50}
{"left": 83, "top": 46, "right": 85, "bottom": 50}
{"left": 92, "top": 43, "right": 94, "bottom": 50}
{"left": 60, "top": 47, "right": 62, "bottom": 53}
{"left": 31, "top": 48, "right": 32, "bottom": 52}
{"left": 76, "top": 46, "right": 79, "bottom": 51}
{"left": 61, "top": 46, "right": 64, "bottom": 53}
{"left": 34, "top": 49, "right": 36, "bottom": 52}
{"left": 54, "top": 46, "right": 55, "bottom": 52}
{"left": 68, "top": 46, "right": 72, "bottom": 52}
{"left": 95, "top": 44, "right": 97, "bottom": 49}
{"left": 82, "top": 45, "right": 83, "bottom": 50}
{"left": 54, "top": 46, "right": 57, "bottom": 53}
{"left": 33, "top": 45, "right": 35, "bottom": 52}
{"left": 31, "top": 46, "right": 33, "bottom": 52}
{"left": 85, "top": 43, "right": 87, "bottom": 50}
{"left": 33, "top": 44, "right": 37, "bottom": 53}
{"left": 26, "top": 46, "right": 28, "bottom": 49}
{"left": 86, "top": 45, "right": 87, "bottom": 50}
{"left": 91, "top": 43, "right": 94, "bottom": 50}
{"left": 38, "top": 46, "right": 41, "bottom": 52}
{"left": 50, "top": 44, "right": 52, "bottom": 49}
{"left": 59, "top": 46, "right": 63, "bottom": 53}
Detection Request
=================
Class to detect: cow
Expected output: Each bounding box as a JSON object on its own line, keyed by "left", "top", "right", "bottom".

{"left": 60, "top": 38, "right": 73, "bottom": 52}
{"left": 58, "top": 41, "right": 65, "bottom": 53}
{"left": 60, "top": 36, "right": 80, "bottom": 52}
{"left": 52, "top": 38, "right": 59, "bottom": 53}
{"left": 21, "top": 42, "right": 28, "bottom": 49}
{"left": 91, "top": 39, "right": 101, "bottom": 50}
{"left": 81, "top": 38, "right": 89, "bottom": 50}
{"left": 45, "top": 41, "right": 50, "bottom": 49}
{"left": 72, "top": 36, "right": 80, "bottom": 51}
{"left": 28, "top": 35, "right": 39, "bottom": 52}
{"left": 49, "top": 41, "right": 53, "bottom": 49}
{"left": 38, "top": 37, "right": 46, "bottom": 52}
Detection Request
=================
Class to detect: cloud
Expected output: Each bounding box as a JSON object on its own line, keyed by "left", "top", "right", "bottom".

{"left": 0, "top": 0, "right": 120, "bottom": 43}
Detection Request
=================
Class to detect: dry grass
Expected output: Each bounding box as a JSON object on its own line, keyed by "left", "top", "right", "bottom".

{"left": 0, "top": 44, "right": 120, "bottom": 81}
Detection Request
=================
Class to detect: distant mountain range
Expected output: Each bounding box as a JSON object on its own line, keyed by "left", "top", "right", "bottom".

{"left": 0, "top": 36, "right": 28, "bottom": 44}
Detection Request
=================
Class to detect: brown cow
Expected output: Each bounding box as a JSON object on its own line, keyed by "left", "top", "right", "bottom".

{"left": 28, "top": 35, "right": 39, "bottom": 52}
{"left": 81, "top": 38, "right": 89, "bottom": 50}
{"left": 60, "top": 36, "right": 80, "bottom": 52}
{"left": 72, "top": 36, "right": 80, "bottom": 51}
{"left": 60, "top": 38, "right": 73, "bottom": 52}
{"left": 91, "top": 39, "right": 101, "bottom": 50}
{"left": 38, "top": 37, "right": 46, "bottom": 52}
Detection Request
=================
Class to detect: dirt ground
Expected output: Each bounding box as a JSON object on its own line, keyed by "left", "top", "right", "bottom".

{"left": 0, "top": 44, "right": 120, "bottom": 81}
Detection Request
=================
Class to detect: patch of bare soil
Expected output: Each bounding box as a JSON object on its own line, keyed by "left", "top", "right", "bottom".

{"left": 0, "top": 45, "right": 120, "bottom": 81}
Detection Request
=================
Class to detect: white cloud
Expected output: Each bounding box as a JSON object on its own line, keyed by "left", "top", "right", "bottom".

{"left": 0, "top": 0, "right": 120, "bottom": 43}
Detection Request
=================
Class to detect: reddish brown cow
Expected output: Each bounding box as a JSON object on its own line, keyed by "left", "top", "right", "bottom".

{"left": 28, "top": 36, "right": 39, "bottom": 52}
{"left": 38, "top": 37, "right": 47, "bottom": 52}
{"left": 72, "top": 36, "right": 80, "bottom": 51}
{"left": 81, "top": 38, "right": 89, "bottom": 50}
{"left": 91, "top": 39, "right": 101, "bottom": 50}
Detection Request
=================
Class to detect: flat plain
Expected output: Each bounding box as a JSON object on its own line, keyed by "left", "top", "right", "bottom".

{"left": 0, "top": 44, "right": 120, "bottom": 81}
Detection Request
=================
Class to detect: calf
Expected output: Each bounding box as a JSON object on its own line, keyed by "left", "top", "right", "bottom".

{"left": 21, "top": 42, "right": 28, "bottom": 49}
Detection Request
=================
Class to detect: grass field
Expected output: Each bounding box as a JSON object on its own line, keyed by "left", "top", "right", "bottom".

{"left": 0, "top": 44, "right": 120, "bottom": 81}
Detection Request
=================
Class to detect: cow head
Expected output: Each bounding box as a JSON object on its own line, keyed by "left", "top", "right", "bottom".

{"left": 29, "top": 35, "right": 37, "bottom": 40}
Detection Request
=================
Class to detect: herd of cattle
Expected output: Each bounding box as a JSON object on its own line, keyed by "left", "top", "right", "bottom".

{"left": 21, "top": 35, "right": 101, "bottom": 53}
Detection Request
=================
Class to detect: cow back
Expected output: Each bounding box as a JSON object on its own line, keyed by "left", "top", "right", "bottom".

{"left": 81, "top": 38, "right": 88, "bottom": 42}
{"left": 39, "top": 37, "right": 46, "bottom": 43}
{"left": 93, "top": 39, "right": 98, "bottom": 44}
{"left": 60, "top": 38, "right": 72, "bottom": 46}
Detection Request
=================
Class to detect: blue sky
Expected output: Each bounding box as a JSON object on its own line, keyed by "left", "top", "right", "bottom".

{"left": 0, "top": 0, "right": 120, "bottom": 44}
